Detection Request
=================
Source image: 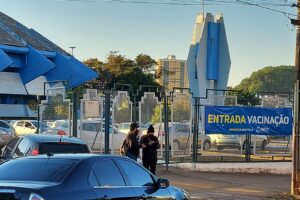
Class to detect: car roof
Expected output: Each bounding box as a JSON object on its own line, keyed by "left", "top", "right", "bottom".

{"left": 20, "top": 134, "right": 87, "bottom": 145}
{"left": 19, "top": 153, "right": 124, "bottom": 161}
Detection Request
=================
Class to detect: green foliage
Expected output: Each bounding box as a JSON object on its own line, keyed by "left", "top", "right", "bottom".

{"left": 83, "top": 53, "right": 159, "bottom": 91}
{"left": 234, "top": 65, "right": 295, "bottom": 105}
{"left": 113, "top": 97, "right": 131, "bottom": 123}
{"left": 235, "top": 65, "right": 295, "bottom": 94}
{"left": 172, "top": 95, "right": 191, "bottom": 122}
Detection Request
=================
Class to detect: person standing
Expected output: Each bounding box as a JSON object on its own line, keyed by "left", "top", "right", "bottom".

{"left": 140, "top": 125, "right": 160, "bottom": 174}
{"left": 124, "top": 122, "right": 140, "bottom": 161}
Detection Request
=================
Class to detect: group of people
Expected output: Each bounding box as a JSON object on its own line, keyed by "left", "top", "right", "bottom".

{"left": 120, "top": 122, "right": 160, "bottom": 174}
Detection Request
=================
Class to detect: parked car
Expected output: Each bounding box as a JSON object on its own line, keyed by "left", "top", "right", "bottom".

{"left": 46, "top": 120, "right": 125, "bottom": 151}
{"left": 10, "top": 120, "right": 49, "bottom": 135}
{"left": 115, "top": 122, "right": 131, "bottom": 134}
{"left": 49, "top": 119, "right": 66, "bottom": 128}
{"left": 0, "top": 120, "right": 16, "bottom": 148}
{"left": 212, "top": 134, "right": 269, "bottom": 150}
{"left": 153, "top": 122, "right": 211, "bottom": 151}
{"left": 46, "top": 120, "right": 112, "bottom": 136}
{"left": 0, "top": 134, "right": 91, "bottom": 162}
{"left": 0, "top": 154, "right": 189, "bottom": 200}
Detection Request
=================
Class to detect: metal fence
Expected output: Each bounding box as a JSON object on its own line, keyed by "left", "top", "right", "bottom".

{"left": 37, "top": 84, "right": 293, "bottom": 163}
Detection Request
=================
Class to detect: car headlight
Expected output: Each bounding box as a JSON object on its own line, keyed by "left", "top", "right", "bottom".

{"left": 182, "top": 189, "right": 190, "bottom": 198}
{"left": 29, "top": 193, "right": 45, "bottom": 200}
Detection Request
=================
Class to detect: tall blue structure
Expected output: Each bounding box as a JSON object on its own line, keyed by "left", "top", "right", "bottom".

{"left": 187, "top": 13, "right": 231, "bottom": 103}
{"left": 0, "top": 12, "right": 97, "bottom": 118}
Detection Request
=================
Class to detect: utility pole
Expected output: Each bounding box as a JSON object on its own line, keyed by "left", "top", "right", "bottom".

{"left": 292, "top": 0, "right": 300, "bottom": 197}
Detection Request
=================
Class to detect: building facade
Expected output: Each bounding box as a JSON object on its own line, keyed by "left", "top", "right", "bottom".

{"left": 0, "top": 12, "right": 97, "bottom": 118}
{"left": 157, "top": 55, "right": 188, "bottom": 91}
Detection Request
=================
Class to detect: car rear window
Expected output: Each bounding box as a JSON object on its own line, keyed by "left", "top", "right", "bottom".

{"left": 39, "top": 143, "right": 90, "bottom": 154}
{"left": 0, "top": 158, "right": 78, "bottom": 182}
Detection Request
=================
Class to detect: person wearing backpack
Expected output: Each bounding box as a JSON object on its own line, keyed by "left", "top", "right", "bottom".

{"left": 140, "top": 125, "right": 160, "bottom": 174}
{"left": 121, "top": 122, "right": 140, "bottom": 161}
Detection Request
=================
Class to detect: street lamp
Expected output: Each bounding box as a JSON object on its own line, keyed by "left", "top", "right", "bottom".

{"left": 69, "top": 46, "right": 76, "bottom": 56}
{"left": 109, "top": 50, "right": 119, "bottom": 55}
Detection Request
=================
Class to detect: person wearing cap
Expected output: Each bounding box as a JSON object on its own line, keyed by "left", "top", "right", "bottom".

{"left": 140, "top": 125, "right": 160, "bottom": 174}
{"left": 123, "top": 122, "right": 140, "bottom": 161}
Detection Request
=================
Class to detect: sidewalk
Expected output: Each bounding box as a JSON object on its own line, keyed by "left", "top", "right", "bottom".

{"left": 167, "top": 162, "right": 292, "bottom": 175}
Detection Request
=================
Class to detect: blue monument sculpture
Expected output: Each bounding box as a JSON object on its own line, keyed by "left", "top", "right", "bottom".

{"left": 187, "top": 13, "right": 231, "bottom": 103}
{"left": 0, "top": 12, "right": 97, "bottom": 118}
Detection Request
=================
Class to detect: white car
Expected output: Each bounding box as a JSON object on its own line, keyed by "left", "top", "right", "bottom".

{"left": 10, "top": 120, "right": 49, "bottom": 135}
{"left": 153, "top": 122, "right": 212, "bottom": 151}
{"left": 115, "top": 123, "right": 131, "bottom": 134}
{"left": 46, "top": 120, "right": 127, "bottom": 151}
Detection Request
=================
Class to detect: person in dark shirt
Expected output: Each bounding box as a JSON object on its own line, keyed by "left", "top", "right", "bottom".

{"left": 140, "top": 125, "right": 160, "bottom": 174}
{"left": 125, "top": 122, "right": 140, "bottom": 161}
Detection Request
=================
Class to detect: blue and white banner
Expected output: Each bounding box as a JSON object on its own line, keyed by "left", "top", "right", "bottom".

{"left": 205, "top": 106, "right": 293, "bottom": 135}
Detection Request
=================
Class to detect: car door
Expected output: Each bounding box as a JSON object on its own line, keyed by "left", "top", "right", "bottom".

{"left": 116, "top": 158, "right": 173, "bottom": 199}
{"left": 24, "top": 121, "right": 36, "bottom": 134}
{"left": 90, "top": 159, "right": 137, "bottom": 199}
{"left": 80, "top": 122, "right": 103, "bottom": 150}
{"left": 14, "top": 121, "right": 25, "bottom": 135}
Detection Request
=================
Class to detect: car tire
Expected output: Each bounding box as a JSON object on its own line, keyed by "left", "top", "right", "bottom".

{"left": 173, "top": 140, "right": 180, "bottom": 151}
{"left": 203, "top": 140, "right": 211, "bottom": 151}
{"left": 261, "top": 140, "right": 267, "bottom": 150}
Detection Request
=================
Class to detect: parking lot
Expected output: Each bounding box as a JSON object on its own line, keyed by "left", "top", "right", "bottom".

{"left": 156, "top": 166, "right": 291, "bottom": 200}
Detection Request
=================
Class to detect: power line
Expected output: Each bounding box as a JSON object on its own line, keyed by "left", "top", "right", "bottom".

{"left": 53, "top": 0, "right": 297, "bottom": 17}
{"left": 234, "top": 0, "right": 297, "bottom": 16}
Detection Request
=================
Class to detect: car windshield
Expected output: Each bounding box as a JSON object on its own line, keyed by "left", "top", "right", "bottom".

{"left": 59, "top": 122, "right": 69, "bottom": 128}
{"left": 39, "top": 143, "right": 90, "bottom": 154}
{"left": 31, "top": 121, "right": 49, "bottom": 129}
{"left": 0, "top": 158, "right": 78, "bottom": 182}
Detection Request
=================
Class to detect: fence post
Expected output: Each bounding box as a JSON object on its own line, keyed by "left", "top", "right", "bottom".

{"left": 72, "top": 91, "right": 78, "bottom": 138}
{"left": 193, "top": 97, "right": 199, "bottom": 163}
{"left": 245, "top": 134, "right": 251, "bottom": 162}
{"left": 104, "top": 90, "right": 111, "bottom": 154}
{"left": 164, "top": 95, "right": 169, "bottom": 170}
{"left": 36, "top": 94, "right": 40, "bottom": 134}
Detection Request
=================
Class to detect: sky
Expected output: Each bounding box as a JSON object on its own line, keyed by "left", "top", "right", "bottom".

{"left": 0, "top": 0, "right": 297, "bottom": 86}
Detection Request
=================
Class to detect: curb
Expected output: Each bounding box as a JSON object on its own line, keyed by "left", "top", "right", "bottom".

{"left": 168, "top": 162, "right": 292, "bottom": 175}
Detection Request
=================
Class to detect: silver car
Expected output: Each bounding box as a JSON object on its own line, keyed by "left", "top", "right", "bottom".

{"left": 0, "top": 120, "right": 16, "bottom": 148}
{"left": 153, "top": 122, "right": 212, "bottom": 151}
{"left": 212, "top": 134, "right": 268, "bottom": 150}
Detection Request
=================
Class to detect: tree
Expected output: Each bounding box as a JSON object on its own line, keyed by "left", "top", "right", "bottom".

{"left": 135, "top": 54, "right": 156, "bottom": 73}
{"left": 83, "top": 58, "right": 109, "bottom": 89}
{"left": 234, "top": 66, "right": 295, "bottom": 105}
{"left": 235, "top": 65, "right": 295, "bottom": 94}
{"left": 83, "top": 53, "right": 159, "bottom": 91}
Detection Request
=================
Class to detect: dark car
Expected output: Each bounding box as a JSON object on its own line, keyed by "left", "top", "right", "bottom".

{"left": 0, "top": 120, "right": 16, "bottom": 148}
{"left": 0, "top": 134, "right": 91, "bottom": 161}
{"left": 0, "top": 154, "right": 189, "bottom": 200}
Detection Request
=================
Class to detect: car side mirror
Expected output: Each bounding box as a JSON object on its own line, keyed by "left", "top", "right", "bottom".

{"left": 157, "top": 178, "right": 169, "bottom": 188}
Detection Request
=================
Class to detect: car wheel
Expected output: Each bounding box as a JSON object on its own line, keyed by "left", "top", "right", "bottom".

{"left": 203, "top": 140, "right": 211, "bottom": 151}
{"left": 173, "top": 140, "right": 180, "bottom": 150}
{"left": 261, "top": 140, "right": 267, "bottom": 150}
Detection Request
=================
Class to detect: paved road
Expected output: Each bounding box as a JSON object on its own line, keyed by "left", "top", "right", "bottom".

{"left": 156, "top": 166, "right": 291, "bottom": 200}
